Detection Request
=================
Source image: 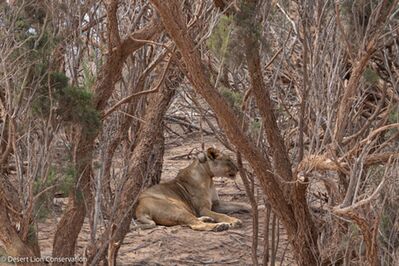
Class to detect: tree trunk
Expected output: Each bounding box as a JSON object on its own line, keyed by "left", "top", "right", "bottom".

{"left": 241, "top": 1, "right": 319, "bottom": 263}
{"left": 145, "top": 124, "right": 165, "bottom": 187}
{"left": 0, "top": 191, "right": 42, "bottom": 265}
{"left": 52, "top": 130, "right": 95, "bottom": 260}
{"left": 111, "top": 87, "right": 173, "bottom": 253}
{"left": 87, "top": 80, "right": 175, "bottom": 265}
{"left": 101, "top": 71, "right": 146, "bottom": 214}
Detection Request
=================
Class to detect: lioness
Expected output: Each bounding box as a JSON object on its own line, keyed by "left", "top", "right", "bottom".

{"left": 135, "top": 147, "right": 250, "bottom": 231}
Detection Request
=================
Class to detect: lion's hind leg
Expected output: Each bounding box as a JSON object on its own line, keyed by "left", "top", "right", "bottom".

{"left": 151, "top": 204, "right": 229, "bottom": 232}
{"left": 135, "top": 197, "right": 230, "bottom": 232}
{"left": 197, "top": 216, "right": 215, "bottom": 223}
{"left": 134, "top": 198, "right": 158, "bottom": 230}
{"left": 188, "top": 220, "right": 230, "bottom": 232}
{"left": 133, "top": 214, "right": 157, "bottom": 230}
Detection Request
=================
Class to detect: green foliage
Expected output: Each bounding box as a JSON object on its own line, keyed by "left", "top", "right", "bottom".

{"left": 27, "top": 224, "right": 38, "bottom": 245}
{"left": 59, "top": 164, "right": 76, "bottom": 196}
{"left": 29, "top": 31, "right": 53, "bottom": 52}
{"left": 207, "top": 2, "right": 264, "bottom": 68}
{"left": 249, "top": 119, "right": 261, "bottom": 137}
{"left": 33, "top": 168, "right": 57, "bottom": 194}
{"left": 363, "top": 67, "right": 379, "bottom": 85}
{"left": 31, "top": 95, "right": 50, "bottom": 118}
{"left": 385, "top": 111, "right": 398, "bottom": 137}
{"left": 32, "top": 71, "right": 100, "bottom": 135}
{"left": 340, "top": 0, "right": 352, "bottom": 16}
{"left": 251, "top": 119, "right": 261, "bottom": 131}
{"left": 33, "top": 168, "right": 57, "bottom": 220}
{"left": 380, "top": 205, "right": 399, "bottom": 250}
{"left": 380, "top": 211, "right": 393, "bottom": 238}
{"left": 388, "top": 108, "right": 399, "bottom": 123}
{"left": 369, "top": 165, "right": 384, "bottom": 177}
{"left": 207, "top": 15, "right": 233, "bottom": 60}
{"left": 15, "top": 17, "right": 30, "bottom": 32}
{"left": 33, "top": 164, "right": 77, "bottom": 220}
{"left": 57, "top": 85, "right": 101, "bottom": 134}
{"left": 31, "top": 70, "right": 65, "bottom": 117}
{"left": 82, "top": 61, "right": 96, "bottom": 90}
{"left": 220, "top": 87, "right": 242, "bottom": 110}
{"left": 235, "top": 2, "right": 261, "bottom": 40}
{"left": 349, "top": 223, "right": 360, "bottom": 234}
{"left": 10, "top": 22, "right": 57, "bottom": 63}
{"left": 50, "top": 72, "right": 69, "bottom": 91}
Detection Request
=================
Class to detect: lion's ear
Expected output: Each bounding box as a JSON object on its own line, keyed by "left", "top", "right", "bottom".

{"left": 207, "top": 147, "right": 220, "bottom": 160}
{"left": 197, "top": 152, "right": 207, "bottom": 163}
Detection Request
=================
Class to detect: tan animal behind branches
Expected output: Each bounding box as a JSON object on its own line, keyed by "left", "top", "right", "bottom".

{"left": 135, "top": 147, "right": 251, "bottom": 231}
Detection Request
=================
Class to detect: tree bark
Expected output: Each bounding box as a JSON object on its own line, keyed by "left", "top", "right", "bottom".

{"left": 144, "top": 124, "right": 165, "bottom": 186}
{"left": 0, "top": 121, "right": 41, "bottom": 260}
{"left": 339, "top": 211, "right": 381, "bottom": 266}
{"left": 0, "top": 189, "right": 42, "bottom": 265}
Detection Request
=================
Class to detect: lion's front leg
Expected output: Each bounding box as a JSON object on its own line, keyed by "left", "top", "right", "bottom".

{"left": 210, "top": 182, "right": 251, "bottom": 214}
{"left": 199, "top": 208, "right": 242, "bottom": 228}
{"left": 212, "top": 200, "right": 251, "bottom": 214}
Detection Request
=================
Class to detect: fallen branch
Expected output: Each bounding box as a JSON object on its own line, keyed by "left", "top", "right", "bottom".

{"left": 165, "top": 115, "right": 213, "bottom": 135}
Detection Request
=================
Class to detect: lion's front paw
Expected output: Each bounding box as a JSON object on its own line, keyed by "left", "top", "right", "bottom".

{"left": 229, "top": 218, "right": 242, "bottom": 228}
{"left": 212, "top": 222, "right": 230, "bottom": 232}
{"left": 198, "top": 216, "right": 216, "bottom": 223}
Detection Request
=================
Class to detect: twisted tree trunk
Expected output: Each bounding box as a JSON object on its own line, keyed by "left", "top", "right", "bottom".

{"left": 87, "top": 62, "right": 179, "bottom": 265}
{"left": 0, "top": 190, "right": 38, "bottom": 260}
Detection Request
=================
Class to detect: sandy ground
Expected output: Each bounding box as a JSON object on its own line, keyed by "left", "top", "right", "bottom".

{"left": 37, "top": 136, "right": 294, "bottom": 265}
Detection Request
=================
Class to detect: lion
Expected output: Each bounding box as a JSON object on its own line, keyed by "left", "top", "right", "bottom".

{"left": 134, "top": 147, "right": 251, "bottom": 231}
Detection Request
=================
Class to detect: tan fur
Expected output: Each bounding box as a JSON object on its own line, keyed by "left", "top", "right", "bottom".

{"left": 134, "top": 147, "right": 250, "bottom": 231}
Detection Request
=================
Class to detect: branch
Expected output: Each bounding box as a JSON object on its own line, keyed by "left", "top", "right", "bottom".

{"left": 333, "top": 154, "right": 396, "bottom": 216}
{"left": 332, "top": 173, "right": 386, "bottom": 214}
{"left": 120, "top": 17, "right": 163, "bottom": 57}
{"left": 365, "top": 152, "right": 399, "bottom": 166}
{"left": 0, "top": 116, "right": 14, "bottom": 166}
{"left": 342, "top": 83, "right": 387, "bottom": 145}
{"left": 105, "top": 0, "right": 121, "bottom": 48}
{"left": 357, "top": 123, "right": 399, "bottom": 147}
{"left": 276, "top": 3, "right": 298, "bottom": 35}
{"left": 165, "top": 115, "right": 213, "bottom": 135}
{"left": 333, "top": 41, "right": 377, "bottom": 145}
{"left": 93, "top": 17, "right": 163, "bottom": 110}
{"left": 127, "top": 37, "right": 178, "bottom": 58}
{"left": 102, "top": 56, "right": 173, "bottom": 119}
{"left": 334, "top": 3, "right": 354, "bottom": 61}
